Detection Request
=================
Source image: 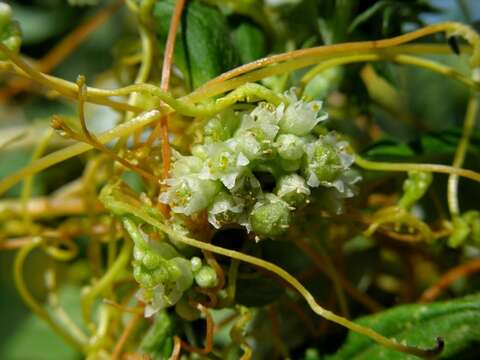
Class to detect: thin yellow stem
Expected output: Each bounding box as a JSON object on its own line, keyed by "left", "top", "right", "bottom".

{"left": 14, "top": 239, "right": 85, "bottom": 352}
{"left": 355, "top": 155, "right": 480, "bottom": 183}
{"left": 301, "top": 53, "right": 480, "bottom": 92}
{"left": 20, "top": 129, "right": 54, "bottom": 228}
{"left": 189, "top": 21, "right": 480, "bottom": 101}
{"left": 104, "top": 187, "right": 442, "bottom": 358}
{"left": 81, "top": 238, "right": 133, "bottom": 332}
{"left": 0, "top": 43, "right": 140, "bottom": 112}
{"left": 0, "top": 110, "right": 161, "bottom": 196}
{"left": 447, "top": 94, "right": 479, "bottom": 215}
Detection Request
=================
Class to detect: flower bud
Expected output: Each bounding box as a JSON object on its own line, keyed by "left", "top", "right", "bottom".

{"left": 195, "top": 266, "right": 218, "bottom": 288}
{"left": 304, "top": 140, "right": 342, "bottom": 187}
{"left": 278, "top": 99, "right": 327, "bottom": 136}
{"left": 275, "top": 134, "right": 304, "bottom": 160}
{"left": 250, "top": 195, "right": 291, "bottom": 238}
{"left": 276, "top": 174, "right": 310, "bottom": 207}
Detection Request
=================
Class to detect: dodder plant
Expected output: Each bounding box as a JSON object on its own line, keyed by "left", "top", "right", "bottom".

{"left": 2, "top": 1, "right": 480, "bottom": 359}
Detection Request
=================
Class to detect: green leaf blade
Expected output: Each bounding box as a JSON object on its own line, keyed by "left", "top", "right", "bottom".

{"left": 327, "top": 294, "right": 480, "bottom": 360}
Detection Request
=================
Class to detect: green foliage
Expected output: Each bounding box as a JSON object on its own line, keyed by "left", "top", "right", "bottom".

{"left": 364, "top": 128, "right": 480, "bottom": 161}
{"left": 327, "top": 294, "right": 480, "bottom": 360}
{"left": 231, "top": 22, "right": 266, "bottom": 64}
{"left": 140, "top": 311, "right": 175, "bottom": 359}
{"left": 1, "top": 286, "right": 82, "bottom": 360}
{"left": 154, "top": 0, "right": 239, "bottom": 90}
{"left": 348, "top": 1, "right": 438, "bottom": 36}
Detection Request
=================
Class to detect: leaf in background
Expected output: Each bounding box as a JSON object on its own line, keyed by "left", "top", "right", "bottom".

{"left": 154, "top": 0, "right": 239, "bottom": 90}
{"left": 347, "top": 1, "right": 439, "bottom": 38}
{"left": 231, "top": 22, "right": 266, "bottom": 64}
{"left": 363, "top": 139, "right": 416, "bottom": 159}
{"left": 0, "top": 286, "right": 83, "bottom": 360}
{"left": 140, "top": 311, "right": 175, "bottom": 359}
{"left": 327, "top": 293, "right": 480, "bottom": 359}
{"left": 348, "top": 1, "right": 391, "bottom": 34}
{"left": 10, "top": 3, "right": 76, "bottom": 45}
{"left": 363, "top": 128, "right": 480, "bottom": 161}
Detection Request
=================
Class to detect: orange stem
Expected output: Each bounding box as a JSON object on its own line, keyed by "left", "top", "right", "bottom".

{"left": 0, "top": 237, "right": 35, "bottom": 250}
{"left": 169, "top": 336, "right": 182, "bottom": 360}
{"left": 180, "top": 303, "right": 214, "bottom": 355}
{"left": 112, "top": 313, "right": 143, "bottom": 360}
{"left": 158, "top": 0, "right": 186, "bottom": 180}
{"left": 187, "top": 22, "right": 475, "bottom": 102}
{"left": 420, "top": 258, "right": 480, "bottom": 303}
{"left": 39, "top": 0, "right": 123, "bottom": 73}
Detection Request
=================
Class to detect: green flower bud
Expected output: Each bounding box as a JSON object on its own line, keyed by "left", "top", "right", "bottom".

{"left": 204, "top": 110, "right": 240, "bottom": 142}
{"left": 190, "top": 257, "right": 202, "bottom": 272}
{"left": 304, "top": 140, "right": 342, "bottom": 186}
{"left": 194, "top": 266, "right": 218, "bottom": 288}
{"left": 142, "top": 252, "right": 162, "bottom": 270}
{"left": 204, "top": 117, "right": 231, "bottom": 143}
{"left": 275, "top": 134, "right": 304, "bottom": 160}
{"left": 151, "top": 266, "right": 169, "bottom": 283}
{"left": 278, "top": 99, "right": 326, "bottom": 136}
{"left": 140, "top": 272, "right": 156, "bottom": 288}
{"left": 276, "top": 174, "right": 310, "bottom": 207}
{"left": 398, "top": 171, "right": 433, "bottom": 209}
{"left": 250, "top": 195, "right": 291, "bottom": 238}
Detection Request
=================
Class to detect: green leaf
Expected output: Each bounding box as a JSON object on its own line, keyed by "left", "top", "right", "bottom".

{"left": 363, "top": 128, "right": 480, "bottom": 161}
{"left": 327, "top": 293, "right": 480, "bottom": 360}
{"left": 231, "top": 22, "right": 266, "bottom": 64}
{"left": 0, "top": 286, "right": 83, "bottom": 360}
{"left": 11, "top": 3, "right": 76, "bottom": 45}
{"left": 363, "top": 139, "right": 416, "bottom": 159}
{"left": 140, "top": 311, "right": 176, "bottom": 359}
{"left": 154, "top": 0, "right": 239, "bottom": 90}
{"left": 348, "top": 1, "right": 391, "bottom": 34}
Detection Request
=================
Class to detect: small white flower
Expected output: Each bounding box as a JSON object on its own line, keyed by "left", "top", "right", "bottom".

{"left": 159, "top": 175, "right": 220, "bottom": 215}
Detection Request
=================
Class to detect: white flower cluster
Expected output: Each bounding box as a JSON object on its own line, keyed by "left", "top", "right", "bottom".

{"left": 160, "top": 90, "right": 359, "bottom": 238}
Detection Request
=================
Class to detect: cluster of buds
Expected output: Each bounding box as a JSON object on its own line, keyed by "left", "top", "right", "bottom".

{"left": 160, "top": 89, "right": 359, "bottom": 239}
